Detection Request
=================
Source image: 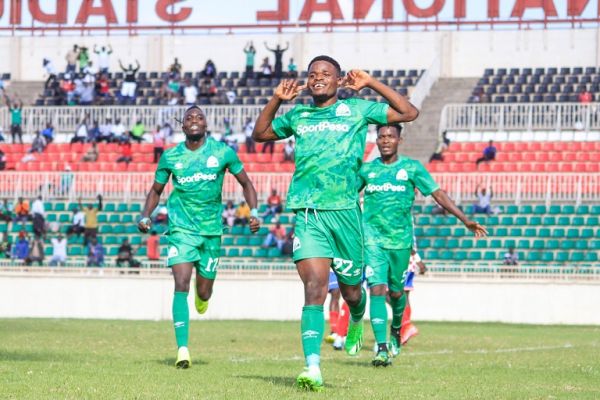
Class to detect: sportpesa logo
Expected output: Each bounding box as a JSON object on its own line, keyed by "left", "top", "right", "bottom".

{"left": 176, "top": 172, "right": 217, "bottom": 184}
{"left": 296, "top": 121, "right": 350, "bottom": 136}
{"left": 366, "top": 183, "right": 406, "bottom": 193}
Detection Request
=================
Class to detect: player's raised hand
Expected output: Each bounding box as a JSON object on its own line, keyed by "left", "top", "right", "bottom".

{"left": 274, "top": 79, "right": 306, "bottom": 101}
{"left": 465, "top": 220, "right": 488, "bottom": 238}
{"left": 342, "top": 70, "right": 374, "bottom": 91}
{"left": 138, "top": 217, "right": 152, "bottom": 234}
{"left": 249, "top": 216, "right": 260, "bottom": 234}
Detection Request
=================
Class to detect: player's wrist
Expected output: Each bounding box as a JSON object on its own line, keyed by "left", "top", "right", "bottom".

{"left": 139, "top": 216, "right": 151, "bottom": 224}
{"left": 250, "top": 208, "right": 259, "bottom": 219}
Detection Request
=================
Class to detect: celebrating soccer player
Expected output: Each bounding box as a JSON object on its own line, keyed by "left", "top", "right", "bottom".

{"left": 359, "top": 124, "right": 487, "bottom": 367}
{"left": 252, "top": 55, "right": 419, "bottom": 391}
{"left": 138, "top": 106, "right": 260, "bottom": 369}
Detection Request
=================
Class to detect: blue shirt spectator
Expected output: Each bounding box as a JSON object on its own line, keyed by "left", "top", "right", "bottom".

{"left": 476, "top": 140, "right": 497, "bottom": 166}
{"left": 41, "top": 123, "right": 54, "bottom": 143}
{"left": 12, "top": 232, "right": 29, "bottom": 260}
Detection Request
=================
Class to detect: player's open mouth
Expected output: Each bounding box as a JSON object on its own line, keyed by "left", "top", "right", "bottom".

{"left": 313, "top": 83, "right": 326, "bottom": 89}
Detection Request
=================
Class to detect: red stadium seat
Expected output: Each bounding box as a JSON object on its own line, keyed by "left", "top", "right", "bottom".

{"left": 534, "top": 152, "right": 548, "bottom": 162}
{"left": 544, "top": 163, "right": 559, "bottom": 173}
{"left": 558, "top": 163, "right": 574, "bottom": 173}
{"left": 585, "top": 163, "right": 599, "bottom": 173}
{"left": 548, "top": 152, "right": 561, "bottom": 162}
{"left": 527, "top": 142, "right": 541, "bottom": 152}
{"left": 256, "top": 153, "right": 272, "bottom": 163}
{"left": 563, "top": 152, "right": 576, "bottom": 162}
{"left": 502, "top": 142, "right": 516, "bottom": 152}
{"left": 462, "top": 142, "right": 476, "bottom": 152}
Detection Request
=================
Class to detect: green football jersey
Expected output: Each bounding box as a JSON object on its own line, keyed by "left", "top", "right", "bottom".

{"left": 155, "top": 138, "right": 243, "bottom": 236}
{"left": 272, "top": 98, "right": 388, "bottom": 210}
{"left": 359, "top": 156, "right": 440, "bottom": 249}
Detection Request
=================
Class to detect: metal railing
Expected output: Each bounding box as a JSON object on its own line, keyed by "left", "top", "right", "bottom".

{"left": 0, "top": 172, "right": 598, "bottom": 204}
{"left": 440, "top": 103, "right": 600, "bottom": 134}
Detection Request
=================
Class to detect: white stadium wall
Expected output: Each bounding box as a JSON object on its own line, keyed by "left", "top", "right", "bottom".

{"left": 1, "top": 28, "right": 599, "bottom": 80}
{"left": 1, "top": 274, "right": 599, "bottom": 325}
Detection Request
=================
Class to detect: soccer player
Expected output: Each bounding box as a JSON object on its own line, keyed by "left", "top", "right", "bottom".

{"left": 252, "top": 55, "right": 419, "bottom": 390}
{"left": 400, "top": 248, "right": 427, "bottom": 345}
{"left": 359, "top": 124, "right": 487, "bottom": 367}
{"left": 138, "top": 106, "right": 260, "bottom": 369}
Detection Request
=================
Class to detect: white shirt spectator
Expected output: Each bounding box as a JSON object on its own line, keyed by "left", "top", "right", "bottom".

{"left": 75, "top": 124, "right": 88, "bottom": 139}
{"left": 100, "top": 123, "right": 111, "bottom": 137}
{"left": 477, "top": 192, "right": 491, "bottom": 209}
{"left": 112, "top": 123, "right": 126, "bottom": 139}
{"left": 51, "top": 237, "right": 67, "bottom": 259}
{"left": 31, "top": 198, "right": 45, "bottom": 216}
{"left": 73, "top": 211, "right": 85, "bottom": 227}
{"left": 183, "top": 85, "right": 198, "bottom": 105}
{"left": 243, "top": 121, "right": 255, "bottom": 137}
{"left": 284, "top": 142, "right": 294, "bottom": 157}
{"left": 96, "top": 49, "right": 111, "bottom": 70}
{"left": 44, "top": 61, "right": 57, "bottom": 75}
{"left": 226, "top": 90, "right": 237, "bottom": 104}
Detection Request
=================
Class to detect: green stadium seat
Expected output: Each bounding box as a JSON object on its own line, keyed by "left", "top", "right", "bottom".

{"left": 520, "top": 205, "right": 533, "bottom": 214}
{"left": 432, "top": 238, "right": 446, "bottom": 248}
{"left": 533, "top": 205, "right": 547, "bottom": 214}
{"left": 438, "top": 227, "right": 452, "bottom": 237}
{"left": 446, "top": 239, "right": 459, "bottom": 248}
{"left": 468, "top": 251, "right": 481, "bottom": 260}
{"left": 125, "top": 226, "right": 138, "bottom": 234}
{"left": 538, "top": 228, "right": 551, "bottom": 237}
{"left": 575, "top": 240, "right": 587, "bottom": 250}
{"left": 487, "top": 216, "right": 499, "bottom": 225}
{"left": 495, "top": 228, "right": 508, "bottom": 236}
{"left": 556, "top": 252, "right": 569, "bottom": 262}
{"left": 113, "top": 226, "right": 125, "bottom": 234}
{"left": 500, "top": 216, "right": 514, "bottom": 225}
{"left": 412, "top": 205, "right": 423, "bottom": 213}
{"left": 533, "top": 240, "right": 545, "bottom": 249}
{"left": 0, "top": 224, "right": 6, "bottom": 233}
{"left": 417, "top": 238, "right": 431, "bottom": 249}
{"left": 510, "top": 228, "right": 522, "bottom": 236}
{"left": 545, "top": 239, "right": 559, "bottom": 249}
{"left": 257, "top": 227, "right": 269, "bottom": 235}
{"left": 249, "top": 237, "right": 262, "bottom": 246}
{"left": 129, "top": 204, "right": 142, "bottom": 213}
{"left": 425, "top": 227, "right": 438, "bottom": 236}
{"left": 97, "top": 214, "right": 107, "bottom": 223}
{"left": 137, "top": 247, "right": 147, "bottom": 256}
{"left": 548, "top": 205, "right": 561, "bottom": 214}
{"left": 570, "top": 252, "right": 584, "bottom": 262}
{"left": 67, "top": 236, "right": 82, "bottom": 245}
{"left": 425, "top": 250, "right": 438, "bottom": 259}
{"left": 529, "top": 217, "right": 542, "bottom": 225}
{"left": 571, "top": 216, "right": 584, "bottom": 226}
{"left": 241, "top": 249, "right": 253, "bottom": 257}
{"left": 44, "top": 202, "right": 53, "bottom": 211}
{"left": 517, "top": 239, "right": 530, "bottom": 249}
{"left": 473, "top": 216, "right": 486, "bottom": 225}
{"left": 586, "top": 217, "right": 599, "bottom": 226}
{"left": 59, "top": 214, "right": 70, "bottom": 223}
{"left": 560, "top": 240, "right": 575, "bottom": 250}
{"left": 581, "top": 229, "right": 593, "bottom": 238}
{"left": 105, "top": 236, "right": 118, "bottom": 245}
{"left": 543, "top": 217, "right": 556, "bottom": 225}
{"left": 44, "top": 247, "right": 53, "bottom": 256}
{"left": 526, "top": 252, "right": 540, "bottom": 262}
{"left": 585, "top": 253, "right": 598, "bottom": 262}
{"left": 108, "top": 215, "right": 120, "bottom": 223}
{"left": 440, "top": 251, "right": 453, "bottom": 260}
{"left": 591, "top": 240, "right": 600, "bottom": 250}
{"left": 506, "top": 205, "right": 518, "bottom": 214}
{"left": 432, "top": 216, "right": 445, "bottom": 226}
{"left": 231, "top": 226, "right": 244, "bottom": 235}
{"left": 453, "top": 227, "right": 466, "bottom": 237}
{"left": 236, "top": 237, "right": 249, "bottom": 246}
{"left": 116, "top": 204, "right": 128, "bottom": 213}
{"left": 561, "top": 205, "right": 575, "bottom": 214}
{"left": 255, "top": 248, "right": 268, "bottom": 257}
{"left": 223, "top": 237, "right": 234, "bottom": 246}
{"left": 122, "top": 215, "right": 134, "bottom": 224}
{"left": 417, "top": 216, "right": 430, "bottom": 226}
{"left": 515, "top": 216, "right": 527, "bottom": 225}
{"left": 524, "top": 228, "right": 537, "bottom": 237}
{"left": 566, "top": 229, "right": 579, "bottom": 238}
{"left": 453, "top": 251, "right": 467, "bottom": 260}
{"left": 576, "top": 205, "right": 589, "bottom": 214}
{"left": 490, "top": 239, "right": 502, "bottom": 248}
{"left": 104, "top": 203, "right": 116, "bottom": 212}
{"left": 67, "top": 202, "right": 78, "bottom": 211}
{"left": 423, "top": 205, "right": 434, "bottom": 214}
{"left": 267, "top": 248, "right": 281, "bottom": 257}
{"left": 504, "top": 239, "right": 516, "bottom": 248}
{"left": 228, "top": 248, "right": 240, "bottom": 257}
{"left": 475, "top": 240, "right": 487, "bottom": 249}
{"left": 99, "top": 225, "right": 112, "bottom": 234}
{"left": 461, "top": 239, "right": 473, "bottom": 248}
{"left": 242, "top": 227, "right": 254, "bottom": 235}
{"left": 46, "top": 214, "right": 57, "bottom": 222}
{"left": 414, "top": 227, "right": 424, "bottom": 237}
{"left": 541, "top": 252, "right": 554, "bottom": 262}
{"left": 592, "top": 205, "right": 600, "bottom": 215}
{"left": 54, "top": 203, "right": 65, "bottom": 212}
{"left": 220, "top": 248, "right": 226, "bottom": 257}
{"left": 556, "top": 216, "right": 569, "bottom": 225}
{"left": 68, "top": 247, "right": 82, "bottom": 256}
{"left": 108, "top": 247, "right": 119, "bottom": 256}
{"left": 483, "top": 251, "right": 497, "bottom": 261}
{"left": 130, "top": 236, "right": 141, "bottom": 245}
{"left": 552, "top": 228, "right": 565, "bottom": 238}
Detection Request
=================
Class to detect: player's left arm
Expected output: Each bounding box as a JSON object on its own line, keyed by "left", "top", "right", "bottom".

{"left": 431, "top": 189, "right": 488, "bottom": 238}
{"left": 343, "top": 70, "right": 419, "bottom": 123}
{"left": 233, "top": 170, "right": 260, "bottom": 234}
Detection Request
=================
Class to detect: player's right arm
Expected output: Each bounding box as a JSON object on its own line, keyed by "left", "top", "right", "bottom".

{"left": 431, "top": 189, "right": 487, "bottom": 238}
{"left": 252, "top": 79, "right": 305, "bottom": 143}
{"left": 138, "top": 182, "right": 165, "bottom": 233}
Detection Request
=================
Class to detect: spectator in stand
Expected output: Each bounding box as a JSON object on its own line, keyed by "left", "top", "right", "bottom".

{"left": 243, "top": 117, "right": 256, "bottom": 153}
{"left": 118, "top": 59, "right": 140, "bottom": 103}
{"left": 262, "top": 139, "right": 274, "bottom": 155}
{"left": 199, "top": 77, "right": 217, "bottom": 98}
{"left": 5, "top": 95, "right": 23, "bottom": 144}
{"left": 153, "top": 204, "right": 168, "bottom": 225}
{"left": 98, "top": 118, "right": 113, "bottom": 142}
{"left": 222, "top": 200, "right": 236, "bottom": 227}
{"left": 281, "top": 225, "right": 295, "bottom": 256}
{"left": 503, "top": 247, "right": 518, "bottom": 266}
{"left": 160, "top": 122, "right": 174, "bottom": 144}
{"left": 49, "top": 233, "right": 67, "bottom": 266}
{"left": 0, "top": 149, "right": 5, "bottom": 171}
{"left": 244, "top": 42, "right": 256, "bottom": 77}
{"left": 66, "top": 207, "right": 85, "bottom": 237}
{"left": 0, "top": 199, "right": 13, "bottom": 221}
{"left": 169, "top": 58, "right": 182, "bottom": 77}
{"left": 116, "top": 142, "right": 133, "bottom": 164}
{"left": 96, "top": 74, "right": 111, "bottom": 103}
{"left": 12, "top": 231, "right": 29, "bottom": 261}
{"left": 164, "top": 76, "right": 181, "bottom": 105}
{"left": 71, "top": 118, "right": 88, "bottom": 144}
{"left": 234, "top": 201, "right": 251, "bottom": 227}
{"left": 23, "top": 234, "right": 44, "bottom": 265}
{"left": 60, "top": 165, "right": 73, "bottom": 196}
{"left": 0, "top": 126, "right": 5, "bottom": 143}
{"left": 65, "top": 45, "right": 78, "bottom": 73}
{"left": 262, "top": 222, "right": 287, "bottom": 250}
{"left": 73, "top": 73, "right": 85, "bottom": 104}
{"left": 183, "top": 79, "right": 198, "bottom": 106}
{"left": 31, "top": 195, "right": 46, "bottom": 238}
{"left": 87, "top": 237, "right": 105, "bottom": 267}
{"left": 429, "top": 131, "right": 450, "bottom": 163}
{"left": 41, "top": 122, "right": 54, "bottom": 143}
{"left": 146, "top": 230, "right": 160, "bottom": 261}
{"left": 14, "top": 197, "right": 30, "bottom": 223}
{"left": 81, "top": 142, "right": 99, "bottom": 162}
{"left": 472, "top": 183, "right": 493, "bottom": 215}
{"left": 263, "top": 189, "right": 283, "bottom": 219}
{"left": 287, "top": 58, "right": 298, "bottom": 78}
{"left": 0, "top": 232, "right": 11, "bottom": 258}
{"left": 202, "top": 60, "right": 217, "bottom": 79}
{"left": 152, "top": 125, "right": 165, "bottom": 163}
{"left": 130, "top": 119, "right": 145, "bottom": 143}
{"left": 264, "top": 42, "right": 289, "bottom": 78}
{"left": 78, "top": 46, "right": 90, "bottom": 73}
{"left": 283, "top": 140, "right": 294, "bottom": 162}
{"left": 579, "top": 89, "right": 593, "bottom": 103}
{"left": 83, "top": 61, "right": 98, "bottom": 84}
{"left": 43, "top": 58, "right": 58, "bottom": 89}
{"left": 258, "top": 57, "right": 272, "bottom": 79}
{"left": 116, "top": 238, "right": 134, "bottom": 267}
{"left": 29, "top": 131, "right": 47, "bottom": 153}
{"left": 81, "top": 195, "right": 102, "bottom": 247}
{"left": 112, "top": 118, "right": 127, "bottom": 143}
{"left": 60, "top": 74, "right": 76, "bottom": 105}
{"left": 94, "top": 44, "right": 113, "bottom": 74}
{"left": 475, "top": 140, "right": 497, "bottom": 166}
{"left": 79, "top": 82, "right": 95, "bottom": 105}
{"left": 87, "top": 120, "right": 101, "bottom": 142}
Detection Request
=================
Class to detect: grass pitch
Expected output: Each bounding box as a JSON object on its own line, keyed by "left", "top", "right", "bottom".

{"left": 1, "top": 319, "right": 599, "bottom": 399}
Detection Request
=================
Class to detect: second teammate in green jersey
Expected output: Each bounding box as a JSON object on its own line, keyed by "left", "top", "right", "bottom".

{"left": 138, "top": 106, "right": 260, "bottom": 369}
{"left": 359, "top": 124, "right": 487, "bottom": 367}
{"left": 252, "top": 55, "right": 419, "bottom": 391}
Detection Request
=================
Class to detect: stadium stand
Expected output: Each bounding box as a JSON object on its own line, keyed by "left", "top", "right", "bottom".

{"left": 468, "top": 67, "right": 599, "bottom": 103}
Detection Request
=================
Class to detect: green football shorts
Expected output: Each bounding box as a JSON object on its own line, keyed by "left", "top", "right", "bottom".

{"left": 293, "top": 206, "right": 364, "bottom": 286}
{"left": 166, "top": 231, "right": 221, "bottom": 280}
{"left": 365, "top": 246, "right": 411, "bottom": 292}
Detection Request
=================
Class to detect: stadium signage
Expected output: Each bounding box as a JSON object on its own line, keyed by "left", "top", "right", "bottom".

{"left": 0, "top": 0, "right": 596, "bottom": 31}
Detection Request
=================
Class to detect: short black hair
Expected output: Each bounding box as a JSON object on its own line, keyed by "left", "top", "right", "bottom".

{"left": 185, "top": 105, "right": 203, "bottom": 113}
{"left": 376, "top": 124, "right": 403, "bottom": 137}
{"left": 308, "top": 55, "right": 341, "bottom": 76}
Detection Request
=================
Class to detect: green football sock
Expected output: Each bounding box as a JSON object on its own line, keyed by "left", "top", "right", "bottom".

{"left": 349, "top": 287, "right": 367, "bottom": 323}
{"left": 301, "top": 305, "right": 324, "bottom": 368}
{"left": 369, "top": 295, "right": 388, "bottom": 345}
{"left": 390, "top": 294, "right": 407, "bottom": 330}
{"left": 172, "top": 291, "right": 189, "bottom": 348}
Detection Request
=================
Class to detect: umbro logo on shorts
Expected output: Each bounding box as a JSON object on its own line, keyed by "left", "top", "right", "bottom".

{"left": 293, "top": 237, "right": 301, "bottom": 252}
{"left": 335, "top": 103, "right": 351, "bottom": 117}
{"left": 365, "top": 265, "right": 374, "bottom": 277}
{"left": 168, "top": 246, "right": 179, "bottom": 258}
{"left": 207, "top": 156, "right": 219, "bottom": 168}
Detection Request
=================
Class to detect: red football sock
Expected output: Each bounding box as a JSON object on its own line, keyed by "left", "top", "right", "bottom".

{"left": 400, "top": 303, "right": 412, "bottom": 337}
{"left": 336, "top": 302, "right": 350, "bottom": 336}
{"left": 329, "top": 310, "right": 339, "bottom": 333}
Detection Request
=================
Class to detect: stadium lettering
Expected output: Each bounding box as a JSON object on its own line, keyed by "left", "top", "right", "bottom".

{"left": 155, "top": 0, "right": 192, "bottom": 23}
{"left": 366, "top": 183, "right": 406, "bottom": 193}
{"left": 296, "top": 122, "right": 350, "bottom": 135}
{"left": 175, "top": 172, "right": 217, "bottom": 184}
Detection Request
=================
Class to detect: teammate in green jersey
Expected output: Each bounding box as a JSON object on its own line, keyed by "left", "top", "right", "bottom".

{"left": 359, "top": 124, "right": 487, "bottom": 367}
{"left": 252, "top": 55, "right": 419, "bottom": 391}
{"left": 138, "top": 106, "right": 260, "bottom": 369}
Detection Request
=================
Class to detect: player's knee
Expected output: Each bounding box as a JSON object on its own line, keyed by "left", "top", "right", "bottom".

{"left": 389, "top": 290, "right": 404, "bottom": 300}
{"left": 342, "top": 288, "right": 362, "bottom": 306}
{"left": 370, "top": 284, "right": 387, "bottom": 296}
{"left": 174, "top": 280, "right": 190, "bottom": 292}
{"left": 304, "top": 281, "right": 327, "bottom": 304}
{"left": 197, "top": 287, "right": 212, "bottom": 301}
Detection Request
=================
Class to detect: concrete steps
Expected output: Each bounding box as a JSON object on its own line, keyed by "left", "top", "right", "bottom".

{"left": 4, "top": 81, "right": 43, "bottom": 106}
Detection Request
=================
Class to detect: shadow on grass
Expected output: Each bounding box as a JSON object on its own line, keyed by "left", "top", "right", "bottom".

{"left": 0, "top": 350, "right": 73, "bottom": 362}
{"left": 235, "top": 374, "right": 316, "bottom": 388}
{"left": 330, "top": 358, "right": 374, "bottom": 369}
{"left": 155, "top": 357, "right": 209, "bottom": 367}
